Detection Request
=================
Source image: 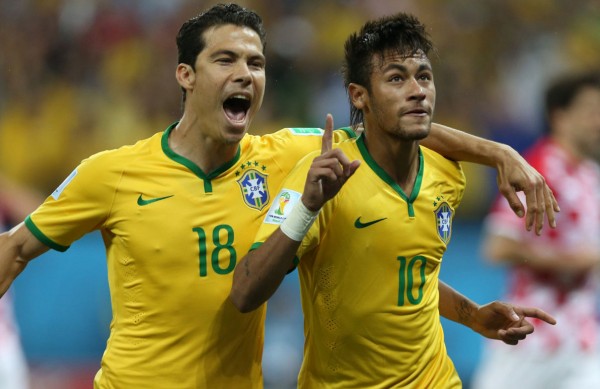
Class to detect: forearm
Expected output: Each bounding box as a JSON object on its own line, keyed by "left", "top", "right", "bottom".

{"left": 485, "top": 235, "right": 599, "bottom": 275}
{"left": 230, "top": 228, "right": 301, "bottom": 313}
{"left": 424, "top": 123, "right": 513, "bottom": 166}
{"left": 438, "top": 280, "right": 479, "bottom": 328}
{"left": 0, "top": 225, "right": 37, "bottom": 297}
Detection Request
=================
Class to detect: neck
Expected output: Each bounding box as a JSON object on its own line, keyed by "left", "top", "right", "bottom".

{"left": 363, "top": 131, "right": 420, "bottom": 195}
{"left": 169, "top": 114, "right": 240, "bottom": 174}
{"left": 551, "top": 133, "right": 586, "bottom": 164}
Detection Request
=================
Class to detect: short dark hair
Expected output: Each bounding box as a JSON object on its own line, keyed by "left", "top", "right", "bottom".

{"left": 342, "top": 13, "right": 434, "bottom": 126}
{"left": 544, "top": 71, "right": 600, "bottom": 132}
{"left": 176, "top": 3, "right": 267, "bottom": 102}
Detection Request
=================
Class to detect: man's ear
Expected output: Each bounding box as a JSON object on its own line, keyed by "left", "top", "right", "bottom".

{"left": 348, "top": 83, "right": 368, "bottom": 110}
{"left": 176, "top": 64, "right": 195, "bottom": 92}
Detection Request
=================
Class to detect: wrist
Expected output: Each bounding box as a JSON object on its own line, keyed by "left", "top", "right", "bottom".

{"left": 490, "top": 143, "right": 517, "bottom": 169}
{"left": 280, "top": 200, "right": 320, "bottom": 242}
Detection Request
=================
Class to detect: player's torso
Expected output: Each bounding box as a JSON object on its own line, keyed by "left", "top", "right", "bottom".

{"left": 98, "top": 127, "right": 329, "bottom": 388}
{"left": 298, "top": 139, "right": 464, "bottom": 388}
{"left": 93, "top": 136, "right": 265, "bottom": 387}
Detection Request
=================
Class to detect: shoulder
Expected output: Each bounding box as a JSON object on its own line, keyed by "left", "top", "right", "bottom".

{"left": 70, "top": 133, "right": 161, "bottom": 185}
{"left": 421, "top": 146, "right": 464, "bottom": 177}
{"left": 84, "top": 132, "right": 160, "bottom": 165}
{"left": 246, "top": 126, "right": 357, "bottom": 146}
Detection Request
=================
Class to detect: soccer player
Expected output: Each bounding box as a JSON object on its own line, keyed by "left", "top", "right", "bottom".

{"left": 0, "top": 4, "right": 556, "bottom": 388}
{"left": 230, "top": 13, "right": 556, "bottom": 388}
{"left": 472, "top": 73, "right": 600, "bottom": 388}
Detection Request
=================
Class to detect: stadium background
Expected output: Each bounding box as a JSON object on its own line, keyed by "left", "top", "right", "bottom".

{"left": 1, "top": 0, "right": 598, "bottom": 388}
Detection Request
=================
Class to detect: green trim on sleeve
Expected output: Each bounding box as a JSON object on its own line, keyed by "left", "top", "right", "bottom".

{"left": 24, "top": 216, "right": 70, "bottom": 252}
{"left": 249, "top": 242, "right": 263, "bottom": 251}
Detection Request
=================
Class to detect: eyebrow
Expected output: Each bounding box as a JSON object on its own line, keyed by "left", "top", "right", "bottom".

{"left": 210, "top": 49, "right": 265, "bottom": 62}
{"left": 382, "top": 62, "right": 432, "bottom": 73}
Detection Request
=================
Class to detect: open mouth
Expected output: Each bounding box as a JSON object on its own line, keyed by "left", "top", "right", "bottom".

{"left": 223, "top": 95, "right": 251, "bottom": 123}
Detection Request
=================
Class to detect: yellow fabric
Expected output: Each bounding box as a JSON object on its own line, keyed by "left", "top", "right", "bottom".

{"left": 26, "top": 123, "right": 354, "bottom": 389}
{"left": 255, "top": 136, "right": 466, "bottom": 388}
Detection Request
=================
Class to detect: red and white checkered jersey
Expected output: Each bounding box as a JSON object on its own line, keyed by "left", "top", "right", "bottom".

{"left": 486, "top": 137, "right": 600, "bottom": 352}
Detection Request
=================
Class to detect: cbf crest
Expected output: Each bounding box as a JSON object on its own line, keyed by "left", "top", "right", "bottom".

{"left": 434, "top": 201, "right": 454, "bottom": 245}
{"left": 237, "top": 169, "right": 269, "bottom": 210}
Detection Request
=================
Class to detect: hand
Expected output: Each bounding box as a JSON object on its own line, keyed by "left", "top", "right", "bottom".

{"left": 301, "top": 114, "right": 360, "bottom": 211}
{"left": 471, "top": 301, "right": 556, "bottom": 345}
{"left": 495, "top": 146, "right": 560, "bottom": 235}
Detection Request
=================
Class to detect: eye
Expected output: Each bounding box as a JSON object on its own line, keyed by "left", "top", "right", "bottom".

{"left": 418, "top": 73, "right": 433, "bottom": 81}
{"left": 216, "top": 57, "right": 234, "bottom": 64}
{"left": 249, "top": 59, "right": 265, "bottom": 70}
{"left": 389, "top": 75, "right": 403, "bottom": 82}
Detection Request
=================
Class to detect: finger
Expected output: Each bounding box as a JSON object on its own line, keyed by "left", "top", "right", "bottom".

{"left": 550, "top": 187, "right": 560, "bottom": 212}
{"left": 492, "top": 301, "right": 520, "bottom": 322}
{"left": 497, "top": 330, "right": 519, "bottom": 346}
{"left": 321, "top": 114, "right": 334, "bottom": 155}
{"left": 309, "top": 159, "right": 344, "bottom": 183}
{"left": 346, "top": 160, "right": 361, "bottom": 178}
{"left": 498, "top": 182, "right": 525, "bottom": 219}
{"left": 323, "top": 148, "right": 359, "bottom": 178}
{"left": 545, "top": 186, "right": 558, "bottom": 228}
{"left": 523, "top": 184, "right": 537, "bottom": 232}
{"left": 517, "top": 307, "right": 557, "bottom": 325}
{"left": 504, "top": 324, "right": 534, "bottom": 337}
{"left": 534, "top": 181, "right": 545, "bottom": 235}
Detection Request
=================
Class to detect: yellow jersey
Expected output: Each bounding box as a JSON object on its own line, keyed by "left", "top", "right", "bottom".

{"left": 26, "top": 122, "right": 355, "bottom": 389}
{"left": 254, "top": 135, "right": 466, "bottom": 388}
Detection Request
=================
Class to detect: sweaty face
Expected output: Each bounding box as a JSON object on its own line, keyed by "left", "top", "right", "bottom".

{"left": 562, "top": 87, "right": 600, "bottom": 162}
{"left": 187, "top": 24, "right": 266, "bottom": 143}
{"left": 364, "top": 52, "right": 435, "bottom": 141}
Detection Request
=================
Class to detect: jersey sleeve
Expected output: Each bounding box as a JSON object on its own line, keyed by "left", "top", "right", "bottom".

{"left": 25, "top": 151, "right": 120, "bottom": 251}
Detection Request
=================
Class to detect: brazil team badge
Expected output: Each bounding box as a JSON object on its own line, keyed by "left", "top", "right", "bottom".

{"left": 434, "top": 202, "right": 453, "bottom": 244}
{"left": 237, "top": 169, "right": 269, "bottom": 210}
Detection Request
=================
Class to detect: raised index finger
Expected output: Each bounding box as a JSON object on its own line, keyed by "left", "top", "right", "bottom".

{"left": 321, "top": 113, "right": 334, "bottom": 155}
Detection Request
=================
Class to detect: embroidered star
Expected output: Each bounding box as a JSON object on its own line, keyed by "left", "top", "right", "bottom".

{"left": 254, "top": 161, "right": 259, "bottom": 166}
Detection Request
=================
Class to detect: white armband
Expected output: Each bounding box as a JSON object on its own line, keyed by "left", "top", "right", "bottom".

{"left": 280, "top": 200, "right": 319, "bottom": 242}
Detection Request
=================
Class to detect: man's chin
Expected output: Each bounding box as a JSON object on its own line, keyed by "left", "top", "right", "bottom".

{"left": 398, "top": 126, "right": 430, "bottom": 141}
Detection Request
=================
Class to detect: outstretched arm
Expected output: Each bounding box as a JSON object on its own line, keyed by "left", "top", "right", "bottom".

{"left": 0, "top": 223, "right": 49, "bottom": 298}
{"left": 438, "top": 280, "right": 556, "bottom": 345}
{"left": 230, "top": 115, "right": 360, "bottom": 312}
{"left": 485, "top": 234, "right": 600, "bottom": 277}
{"left": 423, "top": 123, "right": 559, "bottom": 235}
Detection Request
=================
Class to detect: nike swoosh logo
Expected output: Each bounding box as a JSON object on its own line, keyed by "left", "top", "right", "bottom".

{"left": 354, "top": 217, "right": 387, "bottom": 228}
{"left": 137, "top": 194, "right": 174, "bottom": 206}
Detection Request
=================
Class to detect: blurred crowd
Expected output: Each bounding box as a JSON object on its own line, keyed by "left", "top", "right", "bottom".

{"left": 1, "top": 0, "right": 599, "bottom": 216}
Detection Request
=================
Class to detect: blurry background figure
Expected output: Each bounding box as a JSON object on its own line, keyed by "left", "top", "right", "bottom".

{"left": 472, "top": 72, "right": 600, "bottom": 389}
{"left": 0, "top": 175, "right": 43, "bottom": 389}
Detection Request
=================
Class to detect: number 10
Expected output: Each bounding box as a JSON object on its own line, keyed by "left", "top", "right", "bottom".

{"left": 397, "top": 256, "right": 426, "bottom": 306}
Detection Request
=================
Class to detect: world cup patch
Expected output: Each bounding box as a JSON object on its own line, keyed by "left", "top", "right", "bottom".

{"left": 237, "top": 169, "right": 269, "bottom": 210}
{"left": 264, "top": 189, "right": 302, "bottom": 225}
{"left": 434, "top": 202, "right": 453, "bottom": 245}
